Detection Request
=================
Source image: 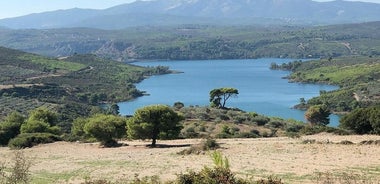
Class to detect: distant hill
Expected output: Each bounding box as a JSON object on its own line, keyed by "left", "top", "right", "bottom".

{"left": 1, "top": 21, "right": 380, "bottom": 60}
{"left": 1, "top": 0, "right": 380, "bottom": 29}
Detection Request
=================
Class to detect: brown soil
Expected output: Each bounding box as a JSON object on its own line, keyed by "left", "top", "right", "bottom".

{"left": 1, "top": 133, "right": 380, "bottom": 183}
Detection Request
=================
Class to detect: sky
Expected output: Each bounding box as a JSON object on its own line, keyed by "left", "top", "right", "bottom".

{"left": 0, "top": 0, "right": 380, "bottom": 19}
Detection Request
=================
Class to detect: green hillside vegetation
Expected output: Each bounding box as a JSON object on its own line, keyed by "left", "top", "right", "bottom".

{"left": 284, "top": 56, "right": 380, "bottom": 113}
{"left": 0, "top": 47, "right": 169, "bottom": 129}
{"left": 1, "top": 22, "right": 380, "bottom": 61}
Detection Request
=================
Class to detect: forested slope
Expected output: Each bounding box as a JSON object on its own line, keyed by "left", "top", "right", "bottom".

{"left": 0, "top": 22, "right": 380, "bottom": 61}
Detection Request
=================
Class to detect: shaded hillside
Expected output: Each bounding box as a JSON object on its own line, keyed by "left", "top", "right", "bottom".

{"left": 1, "top": 22, "right": 380, "bottom": 60}
{"left": 0, "top": 47, "right": 169, "bottom": 128}
{"left": 1, "top": 0, "right": 380, "bottom": 29}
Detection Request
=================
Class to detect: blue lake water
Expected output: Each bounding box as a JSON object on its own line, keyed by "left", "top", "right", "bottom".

{"left": 119, "top": 59, "right": 340, "bottom": 126}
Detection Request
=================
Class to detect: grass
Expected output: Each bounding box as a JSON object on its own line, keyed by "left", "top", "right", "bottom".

{"left": 18, "top": 55, "right": 86, "bottom": 72}
{"left": 32, "top": 169, "right": 87, "bottom": 184}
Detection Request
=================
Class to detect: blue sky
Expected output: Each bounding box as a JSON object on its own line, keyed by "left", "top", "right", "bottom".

{"left": 0, "top": 0, "right": 380, "bottom": 19}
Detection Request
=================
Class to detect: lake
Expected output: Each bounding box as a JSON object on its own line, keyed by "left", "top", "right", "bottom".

{"left": 119, "top": 59, "right": 340, "bottom": 126}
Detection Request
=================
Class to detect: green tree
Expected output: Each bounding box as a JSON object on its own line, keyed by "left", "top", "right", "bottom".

{"left": 107, "top": 103, "right": 120, "bottom": 115}
{"left": 127, "top": 105, "right": 183, "bottom": 147}
{"left": 20, "top": 108, "right": 61, "bottom": 135}
{"left": 84, "top": 114, "right": 126, "bottom": 147}
{"left": 71, "top": 117, "right": 88, "bottom": 138}
{"left": 209, "top": 88, "right": 239, "bottom": 108}
{"left": 27, "top": 108, "right": 58, "bottom": 126}
{"left": 0, "top": 112, "right": 25, "bottom": 145}
{"left": 304, "top": 105, "right": 330, "bottom": 126}
{"left": 340, "top": 106, "right": 380, "bottom": 134}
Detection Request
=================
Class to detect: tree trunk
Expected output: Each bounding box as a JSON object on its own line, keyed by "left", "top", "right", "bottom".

{"left": 151, "top": 138, "right": 156, "bottom": 147}
{"left": 151, "top": 124, "right": 159, "bottom": 147}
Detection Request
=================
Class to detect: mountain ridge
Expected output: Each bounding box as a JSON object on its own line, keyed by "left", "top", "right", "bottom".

{"left": 1, "top": 0, "right": 380, "bottom": 29}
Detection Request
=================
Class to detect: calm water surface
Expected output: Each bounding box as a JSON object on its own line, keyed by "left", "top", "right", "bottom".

{"left": 119, "top": 59, "right": 340, "bottom": 126}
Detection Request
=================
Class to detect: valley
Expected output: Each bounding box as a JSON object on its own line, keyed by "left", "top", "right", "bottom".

{"left": 1, "top": 1, "right": 380, "bottom": 183}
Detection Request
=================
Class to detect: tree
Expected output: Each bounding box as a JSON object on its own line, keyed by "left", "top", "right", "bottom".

{"left": 0, "top": 112, "right": 25, "bottom": 145}
{"left": 84, "top": 114, "right": 126, "bottom": 147}
{"left": 340, "top": 106, "right": 380, "bottom": 134}
{"left": 20, "top": 108, "right": 61, "bottom": 135}
{"left": 107, "top": 103, "right": 120, "bottom": 115}
{"left": 304, "top": 105, "right": 330, "bottom": 126}
{"left": 209, "top": 88, "right": 239, "bottom": 108}
{"left": 27, "top": 108, "right": 58, "bottom": 126}
{"left": 127, "top": 105, "right": 183, "bottom": 147}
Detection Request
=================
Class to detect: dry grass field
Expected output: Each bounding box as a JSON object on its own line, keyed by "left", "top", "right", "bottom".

{"left": 1, "top": 133, "right": 380, "bottom": 184}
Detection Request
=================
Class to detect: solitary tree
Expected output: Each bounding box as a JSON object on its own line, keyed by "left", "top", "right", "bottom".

{"left": 127, "top": 105, "right": 183, "bottom": 147}
{"left": 304, "top": 105, "right": 330, "bottom": 126}
{"left": 209, "top": 88, "right": 239, "bottom": 108}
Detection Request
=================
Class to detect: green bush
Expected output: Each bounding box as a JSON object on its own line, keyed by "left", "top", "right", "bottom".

{"left": 340, "top": 106, "right": 380, "bottom": 135}
{"left": 84, "top": 114, "right": 126, "bottom": 147}
{"left": 8, "top": 133, "right": 61, "bottom": 149}
{"left": 178, "top": 138, "right": 220, "bottom": 155}
{"left": 251, "top": 116, "right": 270, "bottom": 126}
{"left": 20, "top": 120, "right": 61, "bottom": 135}
{"left": 0, "top": 112, "right": 25, "bottom": 145}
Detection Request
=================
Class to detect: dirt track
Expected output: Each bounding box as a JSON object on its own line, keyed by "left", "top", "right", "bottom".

{"left": 1, "top": 133, "right": 380, "bottom": 183}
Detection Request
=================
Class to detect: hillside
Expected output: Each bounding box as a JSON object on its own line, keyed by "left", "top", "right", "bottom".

{"left": 0, "top": 47, "right": 168, "bottom": 128}
{"left": 1, "top": 0, "right": 380, "bottom": 29}
{"left": 1, "top": 22, "right": 380, "bottom": 61}
{"left": 279, "top": 56, "right": 380, "bottom": 112}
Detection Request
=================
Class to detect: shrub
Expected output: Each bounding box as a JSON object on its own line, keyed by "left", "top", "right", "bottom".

{"left": 178, "top": 138, "right": 220, "bottom": 155}
{"left": 266, "top": 121, "right": 284, "bottom": 129}
{"left": 0, "top": 151, "right": 31, "bottom": 184}
{"left": 8, "top": 133, "right": 61, "bottom": 149}
{"left": 181, "top": 126, "right": 199, "bottom": 138}
{"left": 285, "top": 123, "right": 305, "bottom": 133}
{"left": 256, "top": 176, "right": 283, "bottom": 184}
{"left": 177, "top": 167, "right": 243, "bottom": 184}
{"left": 251, "top": 116, "right": 270, "bottom": 126}
{"left": 203, "top": 138, "right": 220, "bottom": 150}
{"left": 339, "top": 140, "right": 354, "bottom": 145}
{"left": 173, "top": 102, "right": 185, "bottom": 110}
{"left": 359, "top": 140, "right": 380, "bottom": 145}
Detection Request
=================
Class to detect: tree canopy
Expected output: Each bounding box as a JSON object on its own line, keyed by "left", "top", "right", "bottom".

{"left": 20, "top": 108, "right": 61, "bottom": 135}
{"left": 0, "top": 112, "right": 25, "bottom": 145}
{"left": 340, "top": 106, "right": 380, "bottom": 134}
{"left": 209, "top": 88, "right": 239, "bottom": 108}
{"left": 127, "top": 105, "right": 183, "bottom": 147}
{"left": 304, "top": 105, "right": 330, "bottom": 126}
{"left": 83, "top": 114, "right": 126, "bottom": 147}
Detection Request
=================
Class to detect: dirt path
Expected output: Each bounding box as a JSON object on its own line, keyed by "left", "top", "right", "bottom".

{"left": 1, "top": 134, "right": 380, "bottom": 183}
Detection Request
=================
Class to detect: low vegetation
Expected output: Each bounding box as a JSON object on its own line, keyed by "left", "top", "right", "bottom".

{"left": 0, "top": 151, "right": 31, "bottom": 184}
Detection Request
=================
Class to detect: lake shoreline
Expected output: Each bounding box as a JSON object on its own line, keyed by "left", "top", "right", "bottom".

{"left": 120, "top": 59, "right": 340, "bottom": 125}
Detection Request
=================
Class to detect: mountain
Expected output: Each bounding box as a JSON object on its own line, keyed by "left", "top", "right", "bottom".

{"left": 1, "top": 0, "right": 380, "bottom": 29}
